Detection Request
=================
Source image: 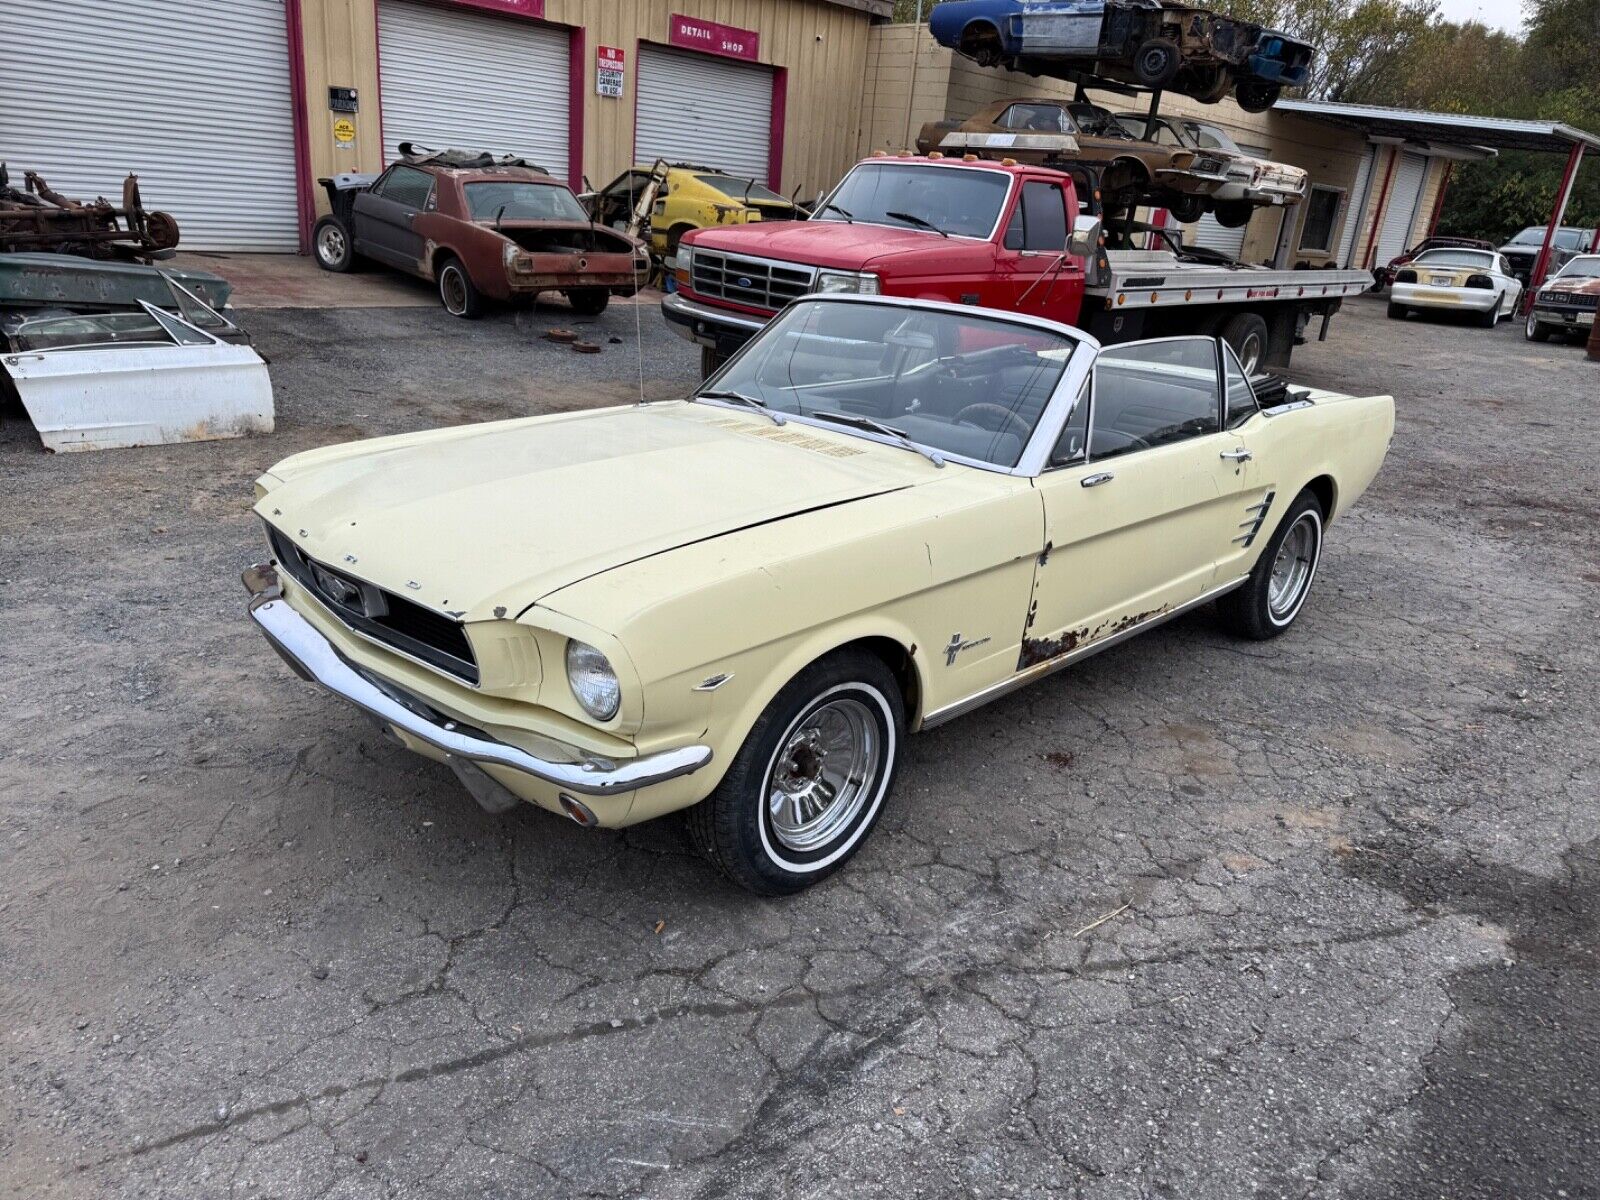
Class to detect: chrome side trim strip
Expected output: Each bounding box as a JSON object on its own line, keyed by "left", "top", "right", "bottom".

{"left": 243, "top": 565, "right": 712, "bottom": 797}
{"left": 919, "top": 576, "right": 1251, "bottom": 731}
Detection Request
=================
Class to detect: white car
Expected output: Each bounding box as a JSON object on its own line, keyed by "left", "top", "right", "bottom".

{"left": 1387, "top": 248, "right": 1523, "bottom": 328}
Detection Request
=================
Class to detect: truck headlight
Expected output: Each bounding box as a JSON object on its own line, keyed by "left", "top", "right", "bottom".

{"left": 815, "top": 270, "right": 881, "bottom": 295}
{"left": 566, "top": 640, "right": 621, "bottom": 721}
{"left": 674, "top": 243, "right": 693, "bottom": 287}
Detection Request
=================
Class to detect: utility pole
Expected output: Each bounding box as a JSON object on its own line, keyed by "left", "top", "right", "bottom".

{"left": 902, "top": 0, "right": 924, "bottom": 152}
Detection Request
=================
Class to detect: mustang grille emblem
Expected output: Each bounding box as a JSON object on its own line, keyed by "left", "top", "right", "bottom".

{"left": 944, "top": 633, "right": 991, "bottom": 666}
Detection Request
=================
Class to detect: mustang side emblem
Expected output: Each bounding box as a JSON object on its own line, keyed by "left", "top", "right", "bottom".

{"left": 944, "top": 632, "right": 991, "bottom": 666}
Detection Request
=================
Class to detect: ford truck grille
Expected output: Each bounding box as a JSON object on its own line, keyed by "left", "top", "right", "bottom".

{"left": 266, "top": 524, "right": 479, "bottom": 685}
{"left": 691, "top": 249, "right": 816, "bottom": 312}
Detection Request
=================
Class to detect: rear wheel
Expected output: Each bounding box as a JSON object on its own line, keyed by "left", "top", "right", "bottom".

{"left": 437, "top": 255, "right": 484, "bottom": 319}
{"left": 1235, "top": 81, "right": 1281, "bottom": 112}
{"left": 565, "top": 287, "right": 610, "bottom": 316}
{"left": 312, "top": 215, "right": 355, "bottom": 273}
{"left": 1386, "top": 301, "right": 1410, "bottom": 320}
{"left": 1216, "top": 490, "right": 1324, "bottom": 640}
{"left": 687, "top": 650, "right": 905, "bottom": 895}
{"left": 1219, "top": 312, "right": 1269, "bottom": 374}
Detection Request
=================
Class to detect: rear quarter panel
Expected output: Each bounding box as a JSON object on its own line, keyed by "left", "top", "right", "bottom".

{"left": 1249, "top": 389, "right": 1395, "bottom": 526}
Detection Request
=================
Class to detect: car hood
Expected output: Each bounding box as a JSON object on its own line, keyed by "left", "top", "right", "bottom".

{"left": 1542, "top": 275, "right": 1600, "bottom": 295}
{"left": 687, "top": 220, "right": 962, "bottom": 270}
{"left": 255, "top": 402, "right": 934, "bottom": 622}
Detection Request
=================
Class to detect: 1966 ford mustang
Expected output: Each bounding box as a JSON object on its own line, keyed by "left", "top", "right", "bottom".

{"left": 244, "top": 296, "right": 1393, "bottom": 894}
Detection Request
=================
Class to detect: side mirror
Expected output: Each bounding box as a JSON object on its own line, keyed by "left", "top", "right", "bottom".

{"left": 1069, "top": 216, "right": 1101, "bottom": 259}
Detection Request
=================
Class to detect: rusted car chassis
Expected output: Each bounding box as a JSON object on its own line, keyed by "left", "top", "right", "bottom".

{"left": 1, "top": 165, "right": 180, "bottom": 262}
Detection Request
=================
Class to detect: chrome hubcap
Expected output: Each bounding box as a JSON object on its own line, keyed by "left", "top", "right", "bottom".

{"left": 441, "top": 268, "right": 466, "bottom": 313}
{"left": 1238, "top": 335, "right": 1262, "bottom": 374}
{"left": 1268, "top": 514, "right": 1317, "bottom": 619}
{"left": 317, "top": 225, "right": 345, "bottom": 263}
{"left": 768, "top": 697, "right": 878, "bottom": 852}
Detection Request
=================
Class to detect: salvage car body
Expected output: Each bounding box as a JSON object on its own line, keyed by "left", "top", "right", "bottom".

{"left": 1388, "top": 248, "right": 1522, "bottom": 325}
{"left": 919, "top": 99, "right": 1228, "bottom": 208}
{"left": 243, "top": 296, "right": 1392, "bottom": 860}
{"left": 1113, "top": 112, "right": 1306, "bottom": 212}
{"left": 585, "top": 162, "right": 803, "bottom": 258}
{"left": 1525, "top": 254, "right": 1600, "bottom": 340}
{"left": 315, "top": 153, "right": 649, "bottom": 313}
{"left": 927, "top": 0, "right": 1312, "bottom": 109}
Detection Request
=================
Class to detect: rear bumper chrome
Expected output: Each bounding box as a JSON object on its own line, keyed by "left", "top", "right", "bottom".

{"left": 242, "top": 563, "right": 712, "bottom": 797}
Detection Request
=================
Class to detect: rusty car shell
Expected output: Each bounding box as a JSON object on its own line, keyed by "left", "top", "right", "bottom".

{"left": 319, "top": 162, "right": 648, "bottom": 303}
{"left": 0, "top": 164, "right": 180, "bottom": 262}
{"left": 917, "top": 98, "right": 1227, "bottom": 209}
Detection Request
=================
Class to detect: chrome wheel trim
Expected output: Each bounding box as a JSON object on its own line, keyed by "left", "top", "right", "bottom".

{"left": 757, "top": 683, "right": 895, "bottom": 873}
{"left": 316, "top": 224, "right": 346, "bottom": 265}
{"left": 440, "top": 265, "right": 467, "bottom": 315}
{"left": 1267, "top": 510, "right": 1321, "bottom": 625}
{"left": 1526, "top": 310, "right": 1538, "bottom": 337}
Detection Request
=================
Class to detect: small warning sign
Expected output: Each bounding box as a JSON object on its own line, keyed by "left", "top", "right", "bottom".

{"left": 597, "top": 45, "right": 625, "bottom": 97}
{"left": 332, "top": 117, "right": 356, "bottom": 146}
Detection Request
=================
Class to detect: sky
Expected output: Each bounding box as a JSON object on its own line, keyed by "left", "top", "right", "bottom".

{"left": 1434, "top": 0, "right": 1526, "bottom": 33}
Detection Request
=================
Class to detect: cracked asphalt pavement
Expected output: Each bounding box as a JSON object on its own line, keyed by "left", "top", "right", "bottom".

{"left": 2, "top": 294, "right": 1597, "bottom": 1198}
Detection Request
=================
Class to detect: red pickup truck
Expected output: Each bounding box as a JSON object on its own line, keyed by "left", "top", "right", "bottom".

{"left": 664, "top": 154, "right": 1372, "bottom": 375}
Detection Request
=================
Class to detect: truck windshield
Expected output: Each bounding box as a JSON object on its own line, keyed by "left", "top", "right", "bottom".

{"left": 464, "top": 182, "right": 588, "bottom": 222}
{"left": 1507, "top": 227, "right": 1586, "bottom": 249}
{"left": 813, "top": 164, "right": 1009, "bottom": 239}
{"left": 694, "top": 299, "right": 1075, "bottom": 468}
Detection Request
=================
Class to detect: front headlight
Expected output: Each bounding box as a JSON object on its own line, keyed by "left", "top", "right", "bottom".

{"left": 815, "top": 270, "right": 881, "bottom": 295}
{"left": 566, "top": 640, "right": 621, "bottom": 721}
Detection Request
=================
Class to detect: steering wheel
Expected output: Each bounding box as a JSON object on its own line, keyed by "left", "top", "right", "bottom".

{"left": 954, "top": 402, "right": 1031, "bottom": 446}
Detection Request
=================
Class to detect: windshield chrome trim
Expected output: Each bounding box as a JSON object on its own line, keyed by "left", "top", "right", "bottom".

{"left": 809, "top": 161, "right": 1017, "bottom": 245}
{"left": 689, "top": 293, "right": 1099, "bottom": 479}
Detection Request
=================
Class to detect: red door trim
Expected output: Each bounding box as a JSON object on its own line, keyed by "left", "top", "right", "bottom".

{"left": 1361, "top": 146, "right": 1398, "bottom": 270}
{"left": 285, "top": 0, "right": 316, "bottom": 252}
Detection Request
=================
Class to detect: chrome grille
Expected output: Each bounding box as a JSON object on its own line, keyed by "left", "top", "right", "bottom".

{"left": 690, "top": 249, "right": 816, "bottom": 312}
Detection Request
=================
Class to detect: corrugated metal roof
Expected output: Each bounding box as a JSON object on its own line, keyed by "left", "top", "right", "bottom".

{"left": 1277, "top": 99, "right": 1600, "bottom": 154}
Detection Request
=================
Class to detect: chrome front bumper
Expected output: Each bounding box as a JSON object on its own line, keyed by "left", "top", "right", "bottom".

{"left": 661, "top": 291, "right": 769, "bottom": 348}
{"left": 242, "top": 564, "right": 712, "bottom": 798}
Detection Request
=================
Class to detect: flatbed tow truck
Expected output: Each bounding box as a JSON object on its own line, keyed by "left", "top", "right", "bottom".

{"left": 664, "top": 147, "right": 1371, "bottom": 376}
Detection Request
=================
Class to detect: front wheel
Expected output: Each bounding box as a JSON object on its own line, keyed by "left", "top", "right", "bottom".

{"left": 1212, "top": 200, "right": 1254, "bottom": 229}
{"left": 1525, "top": 310, "right": 1551, "bottom": 341}
{"left": 565, "top": 287, "right": 610, "bottom": 316}
{"left": 686, "top": 650, "right": 905, "bottom": 895}
{"left": 1165, "top": 193, "right": 1207, "bottom": 224}
{"left": 700, "top": 346, "right": 727, "bottom": 379}
{"left": 1217, "top": 491, "right": 1324, "bottom": 640}
{"left": 437, "top": 255, "right": 484, "bottom": 319}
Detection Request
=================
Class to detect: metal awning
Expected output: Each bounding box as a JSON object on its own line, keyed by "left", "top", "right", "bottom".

{"left": 1276, "top": 99, "right": 1600, "bottom": 155}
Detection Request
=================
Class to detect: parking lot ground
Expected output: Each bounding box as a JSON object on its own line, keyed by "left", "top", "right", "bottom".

{"left": 2, "top": 295, "right": 1597, "bottom": 1199}
{"left": 167, "top": 250, "right": 666, "bottom": 311}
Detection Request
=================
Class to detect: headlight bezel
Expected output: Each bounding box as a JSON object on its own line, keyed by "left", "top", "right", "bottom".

{"left": 565, "top": 639, "right": 622, "bottom": 722}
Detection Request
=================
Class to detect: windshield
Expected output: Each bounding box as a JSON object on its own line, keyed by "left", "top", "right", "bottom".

{"left": 695, "top": 175, "right": 790, "bottom": 204}
{"left": 812, "top": 163, "right": 1010, "bottom": 239}
{"left": 1413, "top": 250, "right": 1496, "bottom": 270}
{"left": 464, "top": 181, "right": 587, "bottom": 222}
{"left": 1068, "top": 104, "right": 1132, "bottom": 139}
{"left": 695, "top": 300, "right": 1075, "bottom": 468}
{"left": 1555, "top": 255, "right": 1600, "bottom": 279}
{"left": 1115, "top": 115, "right": 1181, "bottom": 145}
{"left": 1507, "top": 227, "right": 1586, "bottom": 249}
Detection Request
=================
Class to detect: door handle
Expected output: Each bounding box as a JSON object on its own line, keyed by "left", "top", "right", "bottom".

{"left": 1080, "top": 472, "right": 1115, "bottom": 488}
{"left": 1219, "top": 448, "right": 1253, "bottom": 462}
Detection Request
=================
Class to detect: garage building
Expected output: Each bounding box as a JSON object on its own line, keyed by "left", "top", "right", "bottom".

{"left": 1, "top": 0, "right": 889, "bottom": 253}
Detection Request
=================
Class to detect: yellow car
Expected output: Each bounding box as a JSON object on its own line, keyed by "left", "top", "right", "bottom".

{"left": 243, "top": 296, "right": 1393, "bottom": 895}
{"left": 585, "top": 162, "right": 802, "bottom": 259}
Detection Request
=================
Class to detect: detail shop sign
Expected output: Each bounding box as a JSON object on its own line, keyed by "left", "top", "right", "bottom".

{"left": 668, "top": 13, "right": 760, "bottom": 61}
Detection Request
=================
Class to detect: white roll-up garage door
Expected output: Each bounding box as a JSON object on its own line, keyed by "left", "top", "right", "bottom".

{"left": 1338, "top": 146, "right": 1376, "bottom": 267}
{"left": 377, "top": 0, "right": 569, "bottom": 179}
{"left": 0, "top": 0, "right": 299, "bottom": 251}
{"left": 636, "top": 46, "right": 773, "bottom": 181}
{"left": 1185, "top": 210, "right": 1250, "bottom": 260}
{"left": 1374, "top": 151, "right": 1428, "bottom": 265}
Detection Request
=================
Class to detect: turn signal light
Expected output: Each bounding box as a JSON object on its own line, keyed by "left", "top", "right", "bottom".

{"left": 1465, "top": 274, "right": 1494, "bottom": 289}
{"left": 1394, "top": 269, "right": 1418, "bottom": 284}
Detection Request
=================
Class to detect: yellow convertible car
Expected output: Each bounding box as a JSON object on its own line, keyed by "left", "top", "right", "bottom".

{"left": 243, "top": 296, "right": 1393, "bottom": 894}
{"left": 585, "top": 162, "right": 802, "bottom": 258}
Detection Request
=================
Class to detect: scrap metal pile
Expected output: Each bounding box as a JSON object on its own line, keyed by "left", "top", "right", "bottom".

{"left": 1, "top": 163, "right": 181, "bottom": 262}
